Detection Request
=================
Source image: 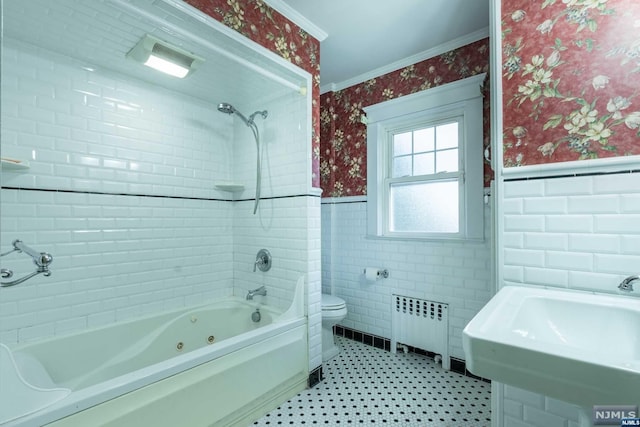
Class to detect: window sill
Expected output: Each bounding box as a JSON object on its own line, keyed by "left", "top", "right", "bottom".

{"left": 365, "top": 234, "right": 486, "bottom": 244}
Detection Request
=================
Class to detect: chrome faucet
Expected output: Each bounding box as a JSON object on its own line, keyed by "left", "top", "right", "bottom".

{"left": 1, "top": 240, "right": 53, "bottom": 287}
{"left": 246, "top": 285, "right": 267, "bottom": 300}
{"left": 618, "top": 275, "right": 639, "bottom": 292}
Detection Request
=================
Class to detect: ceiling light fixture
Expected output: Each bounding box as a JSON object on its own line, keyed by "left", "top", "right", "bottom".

{"left": 127, "top": 34, "right": 204, "bottom": 78}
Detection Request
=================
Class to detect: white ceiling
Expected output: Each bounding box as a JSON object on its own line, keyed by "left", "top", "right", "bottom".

{"left": 275, "top": 0, "right": 490, "bottom": 91}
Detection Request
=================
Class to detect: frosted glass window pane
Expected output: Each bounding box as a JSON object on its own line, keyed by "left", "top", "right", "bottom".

{"left": 389, "top": 181, "right": 459, "bottom": 233}
{"left": 436, "top": 149, "right": 458, "bottom": 173}
{"left": 393, "top": 132, "right": 412, "bottom": 156}
{"left": 414, "top": 127, "right": 434, "bottom": 152}
{"left": 436, "top": 122, "right": 458, "bottom": 149}
{"left": 413, "top": 153, "right": 435, "bottom": 176}
{"left": 393, "top": 156, "right": 412, "bottom": 177}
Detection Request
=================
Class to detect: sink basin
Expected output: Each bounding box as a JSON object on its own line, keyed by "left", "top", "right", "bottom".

{"left": 463, "top": 285, "right": 640, "bottom": 406}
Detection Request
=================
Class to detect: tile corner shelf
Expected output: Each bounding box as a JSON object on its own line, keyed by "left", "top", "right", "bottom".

{"left": 214, "top": 182, "right": 244, "bottom": 192}
{"left": 1, "top": 159, "right": 30, "bottom": 170}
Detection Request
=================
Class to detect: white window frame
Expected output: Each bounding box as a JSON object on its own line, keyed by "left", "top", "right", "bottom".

{"left": 364, "top": 73, "right": 485, "bottom": 241}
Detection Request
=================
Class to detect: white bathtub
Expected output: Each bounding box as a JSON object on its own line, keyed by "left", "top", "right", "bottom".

{"left": 1, "top": 279, "right": 307, "bottom": 427}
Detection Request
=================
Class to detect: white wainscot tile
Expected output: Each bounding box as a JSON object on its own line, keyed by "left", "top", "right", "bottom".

{"left": 594, "top": 253, "right": 640, "bottom": 274}
{"left": 504, "top": 180, "right": 545, "bottom": 198}
{"left": 523, "top": 232, "right": 567, "bottom": 251}
{"left": 503, "top": 198, "right": 524, "bottom": 214}
{"left": 621, "top": 235, "right": 640, "bottom": 255}
{"left": 523, "top": 197, "right": 567, "bottom": 214}
{"left": 567, "top": 195, "right": 620, "bottom": 214}
{"left": 568, "top": 271, "right": 620, "bottom": 293}
{"left": 544, "top": 175, "right": 593, "bottom": 196}
{"left": 545, "top": 215, "right": 593, "bottom": 233}
{"left": 545, "top": 250, "right": 594, "bottom": 272}
{"left": 523, "top": 267, "right": 568, "bottom": 287}
{"left": 568, "top": 233, "right": 620, "bottom": 254}
{"left": 504, "top": 249, "right": 545, "bottom": 267}
{"left": 594, "top": 214, "right": 640, "bottom": 234}
{"left": 593, "top": 173, "right": 640, "bottom": 194}
{"left": 504, "top": 215, "right": 545, "bottom": 232}
{"left": 621, "top": 194, "right": 640, "bottom": 213}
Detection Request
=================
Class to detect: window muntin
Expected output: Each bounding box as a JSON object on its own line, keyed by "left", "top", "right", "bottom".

{"left": 391, "top": 121, "right": 460, "bottom": 179}
{"left": 385, "top": 118, "right": 464, "bottom": 236}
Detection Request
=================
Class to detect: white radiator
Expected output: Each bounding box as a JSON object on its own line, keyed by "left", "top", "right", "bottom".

{"left": 391, "top": 294, "right": 450, "bottom": 370}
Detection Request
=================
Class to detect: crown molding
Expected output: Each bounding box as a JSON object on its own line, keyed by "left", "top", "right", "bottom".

{"left": 262, "top": 0, "right": 328, "bottom": 41}
{"left": 320, "top": 27, "right": 489, "bottom": 94}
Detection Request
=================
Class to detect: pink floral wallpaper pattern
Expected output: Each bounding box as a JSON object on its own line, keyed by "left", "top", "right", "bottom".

{"left": 320, "top": 39, "right": 491, "bottom": 198}
{"left": 502, "top": 0, "right": 640, "bottom": 167}
{"left": 184, "top": 0, "right": 322, "bottom": 187}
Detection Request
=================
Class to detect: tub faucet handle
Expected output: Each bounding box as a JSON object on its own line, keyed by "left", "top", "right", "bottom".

{"left": 253, "top": 249, "right": 272, "bottom": 272}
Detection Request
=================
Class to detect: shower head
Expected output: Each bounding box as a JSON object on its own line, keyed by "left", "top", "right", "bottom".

{"left": 217, "top": 103, "right": 236, "bottom": 115}
{"left": 217, "top": 102, "right": 267, "bottom": 126}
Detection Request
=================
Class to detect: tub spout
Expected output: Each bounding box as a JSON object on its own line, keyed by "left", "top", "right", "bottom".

{"left": 619, "top": 275, "right": 639, "bottom": 292}
{"left": 246, "top": 286, "right": 266, "bottom": 300}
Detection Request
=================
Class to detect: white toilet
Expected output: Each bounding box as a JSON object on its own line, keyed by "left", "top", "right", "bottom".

{"left": 321, "top": 294, "right": 348, "bottom": 361}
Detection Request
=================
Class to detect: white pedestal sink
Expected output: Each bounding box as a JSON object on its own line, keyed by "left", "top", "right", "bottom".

{"left": 463, "top": 285, "right": 640, "bottom": 410}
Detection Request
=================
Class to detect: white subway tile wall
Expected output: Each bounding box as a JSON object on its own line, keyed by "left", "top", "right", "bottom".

{"left": 498, "top": 171, "right": 640, "bottom": 427}
{"left": 306, "top": 195, "right": 323, "bottom": 371}
{"left": 2, "top": 39, "right": 233, "bottom": 198}
{"left": 231, "top": 196, "right": 322, "bottom": 371}
{"left": 232, "top": 196, "right": 320, "bottom": 312}
{"left": 321, "top": 199, "right": 492, "bottom": 360}
{"left": 0, "top": 34, "right": 316, "bottom": 349}
{"left": 503, "top": 173, "right": 640, "bottom": 293}
{"left": 0, "top": 188, "right": 235, "bottom": 343}
{"left": 492, "top": 382, "right": 581, "bottom": 427}
{"left": 230, "top": 91, "right": 309, "bottom": 200}
{"left": 500, "top": 383, "right": 581, "bottom": 427}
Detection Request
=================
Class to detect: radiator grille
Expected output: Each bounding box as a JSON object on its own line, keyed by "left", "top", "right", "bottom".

{"left": 391, "top": 295, "right": 449, "bottom": 370}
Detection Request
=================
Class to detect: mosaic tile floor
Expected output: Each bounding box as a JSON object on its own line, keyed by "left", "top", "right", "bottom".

{"left": 252, "top": 337, "right": 491, "bottom": 427}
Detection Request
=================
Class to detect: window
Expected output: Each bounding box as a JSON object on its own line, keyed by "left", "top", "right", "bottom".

{"left": 388, "top": 120, "right": 462, "bottom": 234}
{"left": 365, "top": 74, "right": 485, "bottom": 240}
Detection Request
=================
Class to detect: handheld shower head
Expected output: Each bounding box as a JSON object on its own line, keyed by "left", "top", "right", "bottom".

{"left": 217, "top": 101, "right": 269, "bottom": 215}
{"left": 217, "top": 103, "right": 236, "bottom": 115}
{"left": 217, "top": 103, "right": 267, "bottom": 126}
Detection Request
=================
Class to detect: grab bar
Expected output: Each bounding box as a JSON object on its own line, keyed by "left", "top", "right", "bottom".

{"left": 1, "top": 240, "right": 53, "bottom": 287}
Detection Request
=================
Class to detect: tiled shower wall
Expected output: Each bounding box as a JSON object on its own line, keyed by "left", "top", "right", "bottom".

{"left": 0, "top": 37, "right": 314, "bottom": 348}
{"left": 321, "top": 198, "right": 492, "bottom": 360}
{"left": 497, "top": 170, "right": 640, "bottom": 426}
{"left": 233, "top": 195, "right": 323, "bottom": 371}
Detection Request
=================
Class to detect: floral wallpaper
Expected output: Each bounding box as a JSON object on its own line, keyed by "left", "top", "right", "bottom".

{"left": 184, "top": 0, "right": 322, "bottom": 186}
{"left": 320, "top": 39, "right": 491, "bottom": 198}
{"left": 502, "top": 0, "right": 640, "bottom": 167}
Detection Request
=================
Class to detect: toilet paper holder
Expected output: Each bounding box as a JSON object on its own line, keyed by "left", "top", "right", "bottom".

{"left": 363, "top": 268, "right": 389, "bottom": 279}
